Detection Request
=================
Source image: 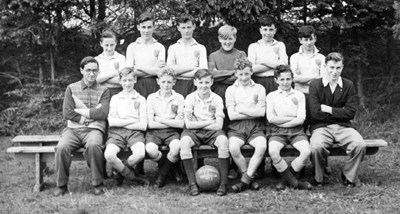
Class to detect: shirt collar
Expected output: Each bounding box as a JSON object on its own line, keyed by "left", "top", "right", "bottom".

{"left": 233, "top": 79, "right": 256, "bottom": 87}
{"left": 117, "top": 90, "right": 140, "bottom": 99}
{"left": 176, "top": 38, "right": 199, "bottom": 46}
{"left": 322, "top": 76, "right": 343, "bottom": 88}
{"left": 154, "top": 90, "right": 177, "bottom": 100}
{"left": 97, "top": 52, "right": 118, "bottom": 60}
{"left": 298, "top": 46, "right": 320, "bottom": 55}
{"left": 277, "top": 87, "right": 295, "bottom": 95}
{"left": 80, "top": 79, "right": 98, "bottom": 90}
{"left": 135, "top": 37, "right": 157, "bottom": 44}
{"left": 194, "top": 90, "right": 214, "bottom": 102}
{"left": 257, "top": 39, "right": 278, "bottom": 46}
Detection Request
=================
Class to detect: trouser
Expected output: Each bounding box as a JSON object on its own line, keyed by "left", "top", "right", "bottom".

{"left": 55, "top": 128, "right": 105, "bottom": 187}
{"left": 310, "top": 125, "right": 366, "bottom": 183}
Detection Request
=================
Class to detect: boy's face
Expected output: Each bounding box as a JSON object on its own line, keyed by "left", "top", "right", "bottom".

{"left": 218, "top": 35, "right": 236, "bottom": 51}
{"left": 235, "top": 67, "right": 252, "bottom": 86}
{"left": 259, "top": 25, "right": 276, "bottom": 42}
{"left": 194, "top": 75, "right": 213, "bottom": 96}
{"left": 177, "top": 21, "right": 195, "bottom": 40}
{"left": 80, "top": 62, "right": 99, "bottom": 85}
{"left": 157, "top": 75, "right": 175, "bottom": 92}
{"left": 137, "top": 20, "right": 154, "bottom": 40}
{"left": 119, "top": 73, "right": 136, "bottom": 92}
{"left": 100, "top": 37, "right": 116, "bottom": 56}
{"left": 325, "top": 60, "right": 343, "bottom": 82}
{"left": 299, "top": 34, "right": 316, "bottom": 52}
{"left": 275, "top": 72, "right": 293, "bottom": 92}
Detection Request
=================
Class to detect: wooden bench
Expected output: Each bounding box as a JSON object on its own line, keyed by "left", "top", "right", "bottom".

{"left": 7, "top": 135, "right": 388, "bottom": 192}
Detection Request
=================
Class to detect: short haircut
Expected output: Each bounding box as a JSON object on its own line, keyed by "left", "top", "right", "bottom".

{"left": 177, "top": 13, "right": 195, "bottom": 25}
{"left": 259, "top": 15, "right": 276, "bottom": 27}
{"left": 157, "top": 67, "right": 177, "bottom": 80}
{"left": 274, "top": 65, "right": 293, "bottom": 79}
{"left": 234, "top": 58, "right": 253, "bottom": 72}
{"left": 80, "top": 56, "right": 98, "bottom": 69}
{"left": 137, "top": 12, "right": 155, "bottom": 25}
{"left": 194, "top": 69, "right": 213, "bottom": 80}
{"left": 325, "top": 52, "right": 344, "bottom": 64}
{"left": 118, "top": 67, "right": 136, "bottom": 79}
{"left": 298, "top": 25, "right": 316, "bottom": 39}
{"left": 218, "top": 25, "right": 237, "bottom": 39}
{"left": 100, "top": 30, "right": 116, "bottom": 42}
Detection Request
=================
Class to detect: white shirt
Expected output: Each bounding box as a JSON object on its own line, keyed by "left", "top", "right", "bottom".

{"left": 266, "top": 88, "right": 306, "bottom": 123}
{"left": 95, "top": 52, "right": 126, "bottom": 88}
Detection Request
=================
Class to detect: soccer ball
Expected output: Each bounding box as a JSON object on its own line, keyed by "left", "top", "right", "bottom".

{"left": 195, "top": 165, "right": 221, "bottom": 191}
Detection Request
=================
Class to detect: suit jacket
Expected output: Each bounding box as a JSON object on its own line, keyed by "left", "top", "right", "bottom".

{"left": 308, "top": 77, "right": 358, "bottom": 132}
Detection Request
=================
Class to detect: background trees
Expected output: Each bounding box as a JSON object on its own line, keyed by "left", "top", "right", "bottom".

{"left": 0, "top": 0, "right": 398, "bottom": 135}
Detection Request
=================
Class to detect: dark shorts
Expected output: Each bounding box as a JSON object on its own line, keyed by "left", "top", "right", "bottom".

{"left": 181, "top": 129, "right": 226, "bottom": 146}
{"left": 173, "top": 79, "right": 195, "bottom": 97}
{"left": 252, "top": 76, "right": 278, "bottom": 96}
{"left": 145, "top": 128, "right": 181, "bottom": 146}
{"left": 268, "top": 125, "right": 308, "bottom": 146}
{"left": 134, "top": 76, "right": 159, "bottom": 98}
{"left": 228, "top": 119, "right": 266, "bottom": 143}
{"left": 106, "top": 127, "right": 145, "bottom": 149}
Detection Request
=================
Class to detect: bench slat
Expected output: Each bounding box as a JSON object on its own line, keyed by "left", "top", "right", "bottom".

{"left": 12, "top": 135, "right": 60, "bottom": 144}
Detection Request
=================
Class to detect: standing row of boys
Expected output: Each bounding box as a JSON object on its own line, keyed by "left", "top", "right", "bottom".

{"left": 53, "top": 13, "right": 366, "bottom": 197}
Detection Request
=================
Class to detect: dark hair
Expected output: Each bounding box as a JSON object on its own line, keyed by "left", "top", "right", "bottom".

{"left": 325, "top": 52, "right": 344, "bottom": 64}
{"left": 118, "top": 67, "right": 136, "bottom": 79}
{"left": 177, "top": 13, "right": 195, "bottom": 25}
{"left": 274, "top": 65, "right": 293, "bottom": 79}
{"left": 100, "top": 30, "right": 116, "bottom": 42}
{"left": 298, "top": 25, "right": 316, "bottom": 39}
{"left": 80, "top": 56, "right": 98, "bottom": 69}
{"left": 194, "top": 69, "right": 213, "bottom": 80}
{"left": 259, "top": 15, "right": 276, "bottom": 27}
{"left": 234, "top": 58, "right": 253, "bottom": 72}
{"left": 137, "top": 12, "right": 154, "bottom": 25}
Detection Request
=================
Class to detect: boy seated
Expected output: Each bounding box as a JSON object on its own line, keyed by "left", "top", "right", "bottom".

{"left": 145, "top": 68, "right": 185, "bottom": 187}
{"left": 104, "top": 67, "right": 148, "bottom": 185}
{"left": 226, "top": 58, "right": 267, "bottom": 193}
{"left": 309, "top": 52, "right": 366, "bottom": 187}
{"left": 266, "top": 65, "right": 312, "bottom": 190}
{"left": 180, "top": 69, "right": 229, "bottom": 196}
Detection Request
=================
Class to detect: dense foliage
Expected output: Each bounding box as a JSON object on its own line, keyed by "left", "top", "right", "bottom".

{"left": 0, "top": 0, "right": 399, "bottom": 135}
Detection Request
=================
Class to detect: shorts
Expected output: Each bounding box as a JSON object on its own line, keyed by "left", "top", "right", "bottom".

{"left": 134, "top": 76, "right": 159, "bottom": 98}
{"left": 173, "top": 79, "right": 195, "bottom": 97}
{"left": 252, "top": 76, "right": 278, "bottom": 96}
{"left": 181, "top": 129, "right": 226, "bottom": 146}
{"left": 145, "top": 128, "right": 181, "bottom": 146}
{"left": 268, "top": 125, "right": 308, "bottom": 146}
{"left": 227, "top": 119, "right": 266, "bottom": 143}
{"left": 106, "top": 127, "right": 145, "bottom": 149}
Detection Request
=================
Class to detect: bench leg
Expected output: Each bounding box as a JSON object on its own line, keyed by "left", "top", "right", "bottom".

{"left": 193, "top": 150, "right": 198, "bottom": 170}
{"left": 33, "top": 153, "right": 45, "bottom": 192}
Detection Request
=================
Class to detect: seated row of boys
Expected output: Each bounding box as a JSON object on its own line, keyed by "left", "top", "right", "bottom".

{"left": 53, "top": 12, "right": 366, "bottom": 196}
{"left": 54, "top": 52, "right": 365, "bottom": 197}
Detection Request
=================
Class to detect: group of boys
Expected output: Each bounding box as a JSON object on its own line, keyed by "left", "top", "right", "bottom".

{"left": 53, "top": 12, "right": 366, "bottom": 197}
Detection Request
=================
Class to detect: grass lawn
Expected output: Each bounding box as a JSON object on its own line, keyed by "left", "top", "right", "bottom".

{"left": 1, "top": 125, "right": 399, "bottom": 214}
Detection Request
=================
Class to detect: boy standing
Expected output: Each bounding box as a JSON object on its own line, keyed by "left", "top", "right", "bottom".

{"left": 266, "top": 65, "right": 312, "bottom": 190}
{"left": 180, "top": 69, "right": 229, "bottom": 196}
{"left": 226, "top": 58, "right": 267, "bottom": 193}
{"left": 309, "top": 52, "right": 366, "bottom": 187}
{"left": 145, "top": 68, "right": 185, "bottom": 187}
{"left": 248, "top": 15, "right": 288, "bottom": 95}
{"left": 54, "top": 56, "right": 110, "bottom": 196}
{"left": 103, "top": 67, "right": 148, "bottom": 185}
{"left": 167, "top": 14, "right": 208, "bottom": 97}
{"left": 95, "top": 30, "right": 126, "bottom": 96}
{"left": 126, "top": 12, "right": 166, "bottom": 98}
{"left": 290, "top": 25, "right": 325, "bottom": 131}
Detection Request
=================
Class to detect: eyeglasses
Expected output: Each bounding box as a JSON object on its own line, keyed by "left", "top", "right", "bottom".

{"left": 84, "top": 69, "right": 99, "bottom": 74}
